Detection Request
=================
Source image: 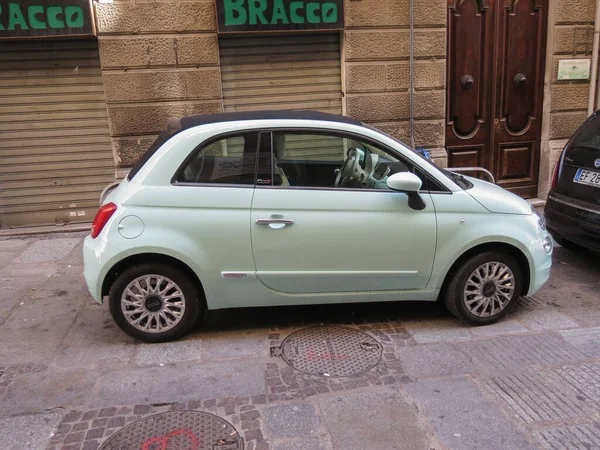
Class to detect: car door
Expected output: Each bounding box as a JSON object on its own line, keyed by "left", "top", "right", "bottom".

{"left": 250, "top": 130, "right": 437, "bottom": 294}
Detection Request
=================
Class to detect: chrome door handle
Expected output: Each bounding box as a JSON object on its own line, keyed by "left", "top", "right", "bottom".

{"left": 255, "top": 219, "right": 294, "bottom": 225}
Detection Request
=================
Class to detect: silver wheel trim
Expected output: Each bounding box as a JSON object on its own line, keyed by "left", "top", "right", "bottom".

{"left": 121, "top": 274, "right": 186, "bottom": 334}
{"left": 463, "top": 262, "right": 515, "bottom": 318}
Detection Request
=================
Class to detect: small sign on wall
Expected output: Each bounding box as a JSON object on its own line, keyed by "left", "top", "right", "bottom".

{"left": 557, "top": 59, "right": 591, "bottom": 81}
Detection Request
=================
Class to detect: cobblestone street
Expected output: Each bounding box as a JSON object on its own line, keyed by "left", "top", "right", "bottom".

{"left": 0, "top": 232, "right": 599, "bottom": 450}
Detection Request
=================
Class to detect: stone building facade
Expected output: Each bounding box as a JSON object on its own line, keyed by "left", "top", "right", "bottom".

{"left": 0, "top": 0, "right": 598, "bottom": 227}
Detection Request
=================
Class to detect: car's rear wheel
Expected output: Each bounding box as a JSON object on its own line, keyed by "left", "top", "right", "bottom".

{"left": 109, "top": 263, "right": 201, "bottom": 342}
{"left": 444, "top": 251, "right": 522, "bottom": 326}
{"left": 553, "top": 235, "right": 586, "bottom": 253}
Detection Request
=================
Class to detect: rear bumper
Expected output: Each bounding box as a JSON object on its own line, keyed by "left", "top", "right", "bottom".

{"left": 545, "top": 192, "right": 600, "bottom": 252}
{"left": 83, "top": 235, "right": 123, "bottom": 303}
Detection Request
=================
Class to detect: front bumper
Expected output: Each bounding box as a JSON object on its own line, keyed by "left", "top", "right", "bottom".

{"left": 528, "top": 250, "right": 552, "bottom": 296}
{"left": 83, "top": 235, "right": 123, "bottom": 303}
{"left": 545, "top": 192, "right": 600, "bottom": 252}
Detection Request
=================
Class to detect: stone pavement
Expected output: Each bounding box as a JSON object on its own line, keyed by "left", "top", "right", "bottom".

{"left": 0, "top": 232, "right": 599, "bottom": 450}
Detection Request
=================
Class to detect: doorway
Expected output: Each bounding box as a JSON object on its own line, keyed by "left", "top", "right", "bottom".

{"left": 445, "top": 0, "right": 549, "bottom": 198}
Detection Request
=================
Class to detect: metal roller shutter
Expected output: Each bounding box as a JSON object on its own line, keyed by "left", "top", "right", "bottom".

{"left": 0, "top": 39, "right": 114, "bottom": 229}
{"left": 219, "top": 33, "right": 343, "bottom": 114}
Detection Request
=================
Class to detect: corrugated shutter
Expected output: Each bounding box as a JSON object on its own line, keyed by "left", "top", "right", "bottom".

{"left": 219, "top": 33, "right": 342, "bottom": 114}
{"left": 0, "top": 39, "right": 114, "bottom": 228}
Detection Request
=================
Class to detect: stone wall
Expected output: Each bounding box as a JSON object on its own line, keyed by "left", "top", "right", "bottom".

{"left": 95, "top": 0, "right": 222, "bottom": 167}
{"left": 343, "top": 0, "right": 447, "bottom": 166}
{"left": 540, "top": 0, "right": 596, "bottom": 198}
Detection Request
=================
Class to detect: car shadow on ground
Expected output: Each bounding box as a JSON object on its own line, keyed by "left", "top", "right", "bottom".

{"left": 199, "top": 299, "right": 452, "bottom": 333}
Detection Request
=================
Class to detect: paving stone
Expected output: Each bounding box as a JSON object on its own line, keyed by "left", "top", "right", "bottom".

{"left": 319, "top": 387, "right": 428, "bottom": 450}
{"left": 554, "top": 362, "right": 600, "bottom": 402}
{"left": 202, "top": 329, "right": 267, "bottom": 360}
{"left": 98, "top": 407, "right": 117, "bottom": 418}
{"left": 404, "top": 377, "right": 536, "bottom": 450}
{"left": 273, "top": 437, "right": 330, "bottom": 450}
{"left": 402, "top": 318, "right": 472, "bottom": 343}
{"left": 54, "top": 306, "right": 136, "bottom": 369}
{"left": 457, "top": 333, "right": 587, "bottom": 373}
{"left": 470, "top": 319, "right": 529, "bottom": 337}
{"left": 135, "top": 338, "right": 202, "bottom": 365}
{"left": 82, "top": 441, "right": 100, "bottom": 450}
{"left": 264, "top": 404, "right": 320, "bottom": 439}
{"left": 514, "top": 309, "right": 579, "bottom": 330}
{"left": 535, "top": 423, "right": 600, "bottom": 450}
{"left": 0, "top": 413, "right": 61, "bottom": 450}
{"left": 89, "top": 360, "right": 265, "bottom": 407}
{"left": 486, "top": 366, "right": 594, "bottom": 424}
{"left": 396, "top": 343, "right": 477, "bottom": 378}
{"left": 559, "top": 327, "right": 600, "bottom": 357}
{"left": 14, "top": 238, "right": 79, "bottom": 263}
{"left": 85, "top": 428, "right": 104, "bottom": 440}
{"left": 133, "top": 405, "right": 150, "bottom": 415}
{"left": 0, "top": 368, "right": 96, "bottom": 416}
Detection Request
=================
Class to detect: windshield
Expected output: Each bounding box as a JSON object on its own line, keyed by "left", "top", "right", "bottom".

{"left": 361, "top": 122, "right": 472, "bottom": 189}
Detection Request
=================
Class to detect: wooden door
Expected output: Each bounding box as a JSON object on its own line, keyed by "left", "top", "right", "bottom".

{"left": 446, "top": 0, "right": 548, "bottom": 198}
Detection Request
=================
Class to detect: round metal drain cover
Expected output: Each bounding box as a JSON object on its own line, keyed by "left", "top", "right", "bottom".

{"left": 280, "top": 325, "right": 382, "bottom": 377}
{"left": 99, "top": 411, "right": 243, "bottom": 450}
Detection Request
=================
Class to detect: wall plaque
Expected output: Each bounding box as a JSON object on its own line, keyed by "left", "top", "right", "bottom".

{"left": 557, "top": 59, "right": 591, "bottom": 81}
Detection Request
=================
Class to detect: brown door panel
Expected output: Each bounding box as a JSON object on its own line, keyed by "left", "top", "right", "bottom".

{"left": 446, "top": 0, "right": 496, "bottom": 172}
{"left": 447, "top": 145, "right": 486, "bottom": 168}
{"left": 446, "top": 0, "right": 548, "bottom": 198}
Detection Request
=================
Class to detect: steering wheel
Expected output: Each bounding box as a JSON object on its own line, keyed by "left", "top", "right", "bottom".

{"left": 335, "top": 148, "right": 363, "bottom": 186}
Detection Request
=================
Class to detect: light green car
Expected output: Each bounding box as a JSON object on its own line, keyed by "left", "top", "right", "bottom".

{"left": 83, "top": 111, "right": 553, "bottom": 342}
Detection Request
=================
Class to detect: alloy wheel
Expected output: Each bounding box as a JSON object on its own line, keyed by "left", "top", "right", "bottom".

{"left": 121, "top": 274, "right": 186, "bottom": 333}
{"left": 463, "top": 262, "right": 515, "bottom": 317}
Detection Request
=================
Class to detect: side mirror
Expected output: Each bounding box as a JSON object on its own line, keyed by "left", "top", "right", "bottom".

{"left": 386, "top": 172, "right": 422, "bottom": 192}
{"left": 386, "top": 172, "right": 426, "bottom": 211}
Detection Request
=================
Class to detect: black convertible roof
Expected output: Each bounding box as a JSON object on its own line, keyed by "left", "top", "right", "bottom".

{"left": 127, "top": 111, "right": 362, "bottom": 181}
{"left": 175, "top": 110, "right": 363, "bottom": 131}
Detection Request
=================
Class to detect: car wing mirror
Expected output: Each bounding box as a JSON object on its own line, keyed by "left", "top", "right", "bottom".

{"left": 386, "top": 172, "right": 426, "bottom": 211}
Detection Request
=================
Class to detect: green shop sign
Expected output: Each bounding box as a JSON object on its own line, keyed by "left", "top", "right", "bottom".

{"left": 0, "top": 0, "right": 94, "bottom": 39}
{"left": 217, "top": 0, "right": 344, "bottom": 33}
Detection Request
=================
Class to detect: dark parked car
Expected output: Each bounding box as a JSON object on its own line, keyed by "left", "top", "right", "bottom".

{"left": 545, "top": 111, "right": 600, "bottom": 252}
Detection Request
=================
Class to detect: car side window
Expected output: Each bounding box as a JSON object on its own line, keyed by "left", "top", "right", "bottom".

{"left": 176, "top": 132, "right": 260, "bottom": 185}
{"left": 263, "top": 131, "right": 434, "bottom": 191}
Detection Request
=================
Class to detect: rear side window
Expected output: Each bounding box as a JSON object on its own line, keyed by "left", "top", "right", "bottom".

{"left": 175, "top": 132, "right": 264, "bottom": 185}
{"left": 128, "top": 119, "right": 183, "bottom": 181}
{"left": 568, "top": 113, "right": 600, "bottom": 150}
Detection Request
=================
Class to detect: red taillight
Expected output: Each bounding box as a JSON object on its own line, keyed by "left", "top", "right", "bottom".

{"left": 91, "top": 202, "right": 117, "bottom": 238}
{"left": 551, "top": 160, "right": 560, "bottom": 190}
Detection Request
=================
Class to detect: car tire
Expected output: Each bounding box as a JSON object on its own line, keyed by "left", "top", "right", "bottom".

{"left": 553, "top": 236, "right": 586, "bottom": 253}
{"left": 444, "top": 251, "right": 522, "bottom": 326}
{"left": 109, "top": 263, "right": 201, "bottom": 342}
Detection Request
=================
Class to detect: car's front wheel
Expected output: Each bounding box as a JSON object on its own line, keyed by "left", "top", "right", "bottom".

{"left": 109, "top": 263, "right": 201, "bottom": 342}
{"left": 444, "top": 251, "right": 522, "bottom": 326}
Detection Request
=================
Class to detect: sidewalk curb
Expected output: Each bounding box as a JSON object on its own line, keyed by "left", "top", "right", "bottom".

{"left": 0, "top": 223, "right": 91, "bottom": 238}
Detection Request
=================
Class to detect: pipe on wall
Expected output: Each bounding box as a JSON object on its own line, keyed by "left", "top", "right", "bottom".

{"left": 409, "top": 0, "right": 415, "bottom": 148}
{"left": 588, "top": 0, "right": 600, "bottom": 114}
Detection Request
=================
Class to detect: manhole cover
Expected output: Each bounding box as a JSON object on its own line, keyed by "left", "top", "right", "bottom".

{"left": 99, "top": 411, "right": 243, "bottom": 450}
{"left": 280, "top": 325, "right": 382, "bottom": 377}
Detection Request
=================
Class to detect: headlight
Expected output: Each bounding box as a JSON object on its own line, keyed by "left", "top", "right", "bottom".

{"left": 531, "top": 206, "right": 546, "bottom": 231}
{"left": 543, "top": 236, "right": 553, "bottom": 254}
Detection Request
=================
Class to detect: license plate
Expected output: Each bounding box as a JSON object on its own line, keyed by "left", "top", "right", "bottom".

{"left": 573, "top": 168, "right": 600, "bottom": 188}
